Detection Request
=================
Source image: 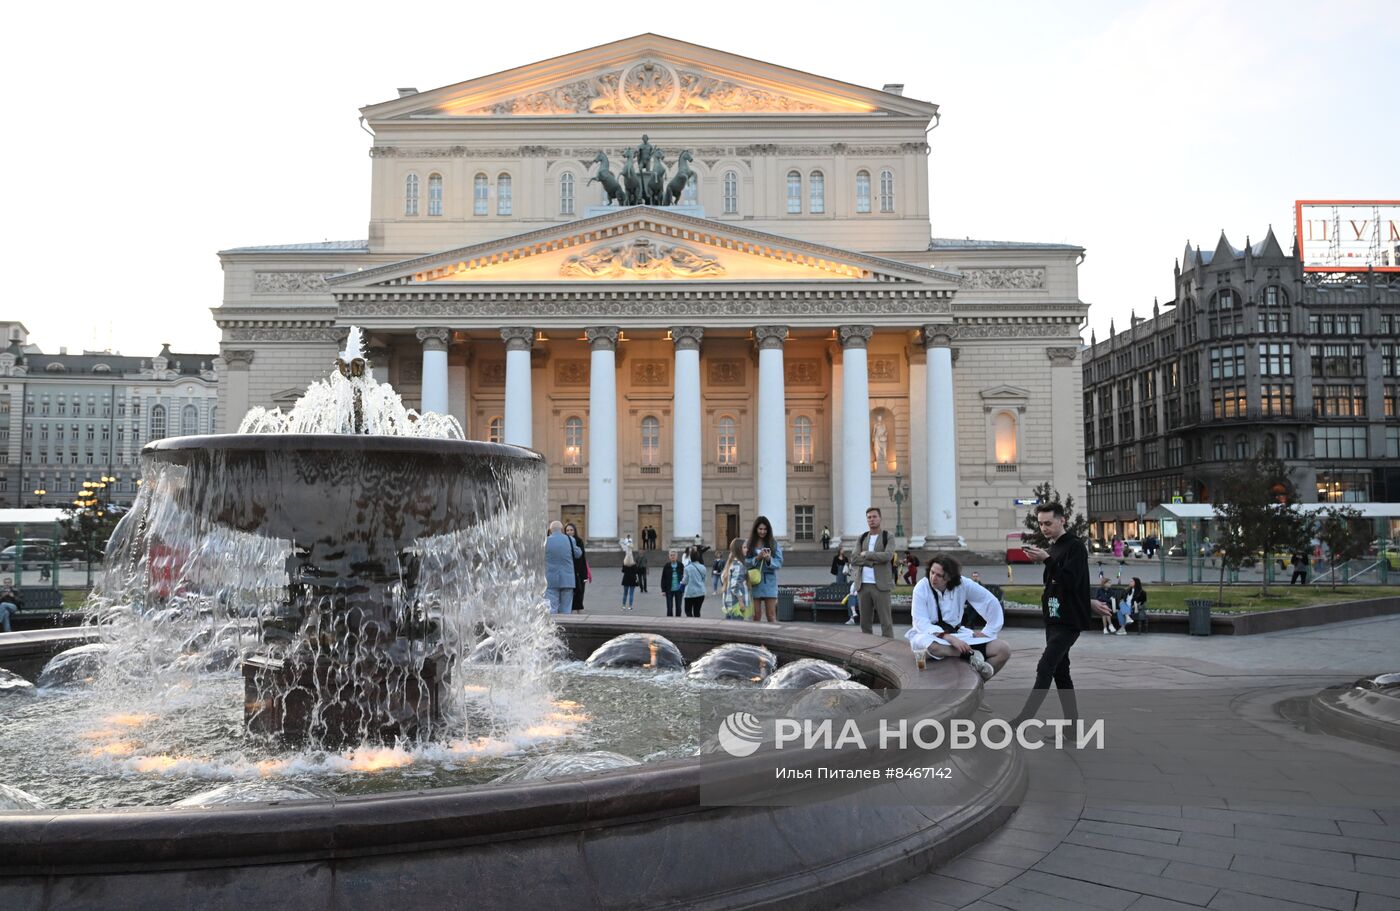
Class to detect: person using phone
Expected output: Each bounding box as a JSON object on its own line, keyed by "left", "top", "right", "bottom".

{"left": 1012, "top": 502, "right": 1112, "bottom": 729}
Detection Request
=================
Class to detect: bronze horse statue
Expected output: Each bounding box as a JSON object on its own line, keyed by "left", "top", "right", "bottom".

{"left": 645, "top": 150, "right": 668, "bottom": 206}
{"left": 588, "top": 151, "right": 626, "bottom": 206}
{"left": 620, "top": 149, "right": 642, "bottom": 207}
{"left": 664, "top": 150, "right": 694, "bottom": 206}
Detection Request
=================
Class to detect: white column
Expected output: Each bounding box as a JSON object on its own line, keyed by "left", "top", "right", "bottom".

{"left": 671, "top": 326, "right": 704, "bottom": 544}
{"left": 908, "top": 347, "right": 928, "bottom": 548}
{"left": 755, "top": 326, "right": 789, "bottom": 539}
{"left": 586, "top": 327, "right": 620, "bottom": 545}
{"left": 839, "top": 325, "right": 873, "bottom": 540}
{"left": 1048, "top": 346, "right": 1081, "bottom": 505}
{"left": 923, "top": 324, "right": 961, "bottom": 546}
{"left": 829, "top": 351, "right": 844, "bottom": 547}
{"left": 501, "top": 327, "right": 534, "bottom": 448}
{"left": 220, "top": 350, "right": 253, "bottom": 430}
{"left": 416, "top": 328, "right": 451, "bottom": 416}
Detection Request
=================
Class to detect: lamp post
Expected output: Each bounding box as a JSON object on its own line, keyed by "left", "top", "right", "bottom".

{"left": 32, "top": 488, "right": 46, "bottom": 507}
{"left": 886, "top": 473, "right": 909, "bottom": 541}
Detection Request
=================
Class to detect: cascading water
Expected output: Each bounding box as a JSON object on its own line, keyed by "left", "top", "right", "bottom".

{"left": 83, "top": 327, "right": 563, "bottom": 749}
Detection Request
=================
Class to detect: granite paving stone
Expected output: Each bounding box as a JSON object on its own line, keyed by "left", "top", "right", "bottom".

{"left": 1160, "top": 860, "right": 1357, "bottom": 911}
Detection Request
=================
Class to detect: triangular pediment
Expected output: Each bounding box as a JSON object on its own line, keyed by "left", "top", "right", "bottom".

{"left": 329, "top": 207, "right": 960, "bottom": 290}
{"left": 979, "top": 384, "right": 1032, "bottom": 404}
{"left": 363, "top": 34, "right": 937, "bottom": 121}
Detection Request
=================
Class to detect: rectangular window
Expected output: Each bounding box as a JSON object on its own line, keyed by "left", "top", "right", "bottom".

{"left": 1308, "top": 313, "right": 1364, "bottom": 335}
{"left": 1212, "top": 387, "right": 1246, "bottom": 418}
{"left": 473, "top": 175, "right": 488, "bottom": 216}
{"left": 1384, "top": 344, "right": 1398, "bottom": 378}
{"left": 1311, "top": 343, "right": 1364, "bottom": 377}
{"left": 1260, "top": 343, "right": 1292, "bottom": 376}
{"left": 1260, "top": 384, "right": 1294, "bottom": 416}
{"left": 1167, "top": 438, "right": 1184, "bottom": 467}
{"left": 722, "top": 171, "right": 738, "bottom": 215}
{"left": 786, "top": 171, "right": 801, "bottom": 214}
{"left": 794, "top": 506, "right": 814, "bottom": 542}
{"left": 1385, "top": 385, "right": 1398, "bottom": 418}
{"left": 1314, "top": 384, "right": 1366, "bottom": 417}
{"left": 1387, "top": 427, "right": 1400, "bottom": 459}
{"left": 1314, "top": 426, "right": 1368, "bottom": 459}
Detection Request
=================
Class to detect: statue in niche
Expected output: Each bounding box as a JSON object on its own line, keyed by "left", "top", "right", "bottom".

{"left": 872, "top": 413, "right": 888, "bottom": 465}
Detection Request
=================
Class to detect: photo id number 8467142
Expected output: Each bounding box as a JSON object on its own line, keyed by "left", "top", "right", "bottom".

{"left": 887, "top": 767, "right": 953, "bottom": 780}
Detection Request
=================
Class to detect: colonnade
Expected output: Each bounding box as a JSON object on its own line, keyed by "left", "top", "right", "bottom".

{"left": 415, "top": 324, "right": 961, "bottom": 548}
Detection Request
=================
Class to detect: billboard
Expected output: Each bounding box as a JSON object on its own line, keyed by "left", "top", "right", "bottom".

{"left": 1295, "top": 200, "right": 1400, "bottom": 272}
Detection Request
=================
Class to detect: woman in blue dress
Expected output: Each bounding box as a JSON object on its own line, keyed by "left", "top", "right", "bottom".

{"left": 744, "top": 515, "right": 784, "bottom": 623}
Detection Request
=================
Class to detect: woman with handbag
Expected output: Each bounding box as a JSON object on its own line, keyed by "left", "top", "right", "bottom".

{"left": 720, "top": 538, "right": 752, "bottom": 619}
{"left": 682, "top": 545, "right": 708, "bottom": 617}
{"left": 565, "top": 522, "right": 589, "bottom": 612}
{"left": 744, "top": 515, "right": 784, "bottom": 623}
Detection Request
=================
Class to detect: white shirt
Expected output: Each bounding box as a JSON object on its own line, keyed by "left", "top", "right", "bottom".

{"left": 862, "top": 531, "right": 878, "bottom": 584}
{"left": 907, "top": 576, "right": 1005, "bottom": 643}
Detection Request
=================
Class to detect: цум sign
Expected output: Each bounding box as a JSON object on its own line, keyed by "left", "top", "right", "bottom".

{"left": 1295, "top": 200, "right": 1400, "bottom": 272}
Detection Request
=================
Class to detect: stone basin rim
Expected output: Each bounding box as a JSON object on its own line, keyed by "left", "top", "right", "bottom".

{"left": 0, "top": 618, "right": 990, "bottom": 872}
{"left": 142, "top": 433, "right": 543, "bottom": 461}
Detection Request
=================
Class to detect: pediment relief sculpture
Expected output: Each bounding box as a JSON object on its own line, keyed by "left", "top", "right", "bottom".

{"left": 560, "top": 238, "right": 725, "bottom": 280}
{"left": 465, "top": 59, "right": 839, "bottom": 116}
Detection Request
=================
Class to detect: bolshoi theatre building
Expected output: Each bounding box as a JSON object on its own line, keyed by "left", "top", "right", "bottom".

{"left": 213, "top": 34, "right": 1088, "bottom": 554}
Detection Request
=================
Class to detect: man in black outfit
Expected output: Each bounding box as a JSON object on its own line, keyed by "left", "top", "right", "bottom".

{"left": 1013, "top": 502, "right": 1112, "bottom": 728}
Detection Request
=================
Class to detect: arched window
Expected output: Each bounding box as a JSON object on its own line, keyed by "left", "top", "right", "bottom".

{"left": 878, "top": 168, "right": 895, "bottom": 212}
{"left": 559, "top": 172, "right": 575, "bottom": 215}
{"left": 682, "top": 172, "right": 699, "bottom": 205}
{"left": 497, "top": 173, "right": 512, "bottom": 216}
{"left": 427, "top": 173, "right": 443, "bottom": 216}
{"left": 808, "top": 170, "right": 825, "bottom": 214}
{"left": 1234, "top": 434, "right": 1250, "bottom": 459}
{"left": 181, "top": 404, "right": 199, "bottom": 435}
{"left": 1261, "top": 433, "right": 1277, "bottom": 456}
{"left": 722, "top": 170, "right": 738, "bottom": 214}
{"left": 994, "top": 412, "right": 1018, "bottom": 464}
{"left": 855, "top": 170, "right": 871, "bottom": 213}
{"left": 209, "top": 406, "right": 217, "bottom": 433}
{"left": 404, "top": 173, "right": 420, "bottom": 216}
{"left": 150, "top": 405, "right": 166, "bottom": 440}
{"left": 792, "top": 415, "right": 813, "bottom": 465}
{"left": 1262, "top": 285, "right": 1287, "bottom": 307}
{"left": 1283, "top": 433, "right": 1298, "bottom": 459}
{"left": 563, "top": 416, "right": 583, "bottom": 466}
{"left": 488, "top": 416, "right": 502, "bottom": 443}
{"left": 1212, "top": 435, "right": 1225, "bottom": 460}
{"left": 641, "top": 416, "right": 660, "bottom": 467}
{"left": 717, "top": 416, "right": 737, "bottom": 466}
{"left": 1210, "top": 289, "right": 1239, "bottom": 311}
{"left": 786, "top": 170, "right": 802, "bottom": 214}
{"left": 473, "top": 173, "right": 488, "bottom": 216}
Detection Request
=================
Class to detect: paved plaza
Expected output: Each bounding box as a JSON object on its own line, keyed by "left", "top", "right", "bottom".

{"left": 576, "top": 563, "right": 1400, "bottom": 911}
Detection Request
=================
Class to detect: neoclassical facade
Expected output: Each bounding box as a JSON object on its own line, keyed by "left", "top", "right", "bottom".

{"left": 214, "top": 35, "right": 1088, "bottom": 552}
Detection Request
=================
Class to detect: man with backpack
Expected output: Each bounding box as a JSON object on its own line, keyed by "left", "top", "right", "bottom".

{"left": 850, "top": 507, "right": 895, "bottom": 638}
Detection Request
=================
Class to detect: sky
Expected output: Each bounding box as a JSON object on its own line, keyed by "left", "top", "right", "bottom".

{"left": 4, "top": 0, "right": 1397, "bottom": 357}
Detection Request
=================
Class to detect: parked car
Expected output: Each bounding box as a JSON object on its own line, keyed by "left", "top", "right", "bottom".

{"left": 1166, "top": 543, "right": 1185, "bottom": 557}
{"left": 0, "top": 543, "right": 56, "bottom": 570}
{"left": 1088, "top": 539, "right": 1111, "bottom": 555}
{"left": 1120, "top": 539, "right": 1145, "bottom": 557}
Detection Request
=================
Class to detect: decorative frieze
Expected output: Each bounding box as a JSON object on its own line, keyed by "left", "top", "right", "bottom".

{"left": 555, "top": 359, "right": 589, "bottom": 385}
{"left": 957, "top": 267, "right": 1046, "bottom": 291}
{"left": 479, "top": 361, "right": 506, "bottom": 386}
{"left": 253, "top": 272, "right": 337, "bottom": 293}
{"left": 338, "top": 293, "right": 952, "bottom": 320}
{"left": 560, "top": 239, "right": 724, "bottom": 279}
{"left": 950, "top": 319, "right": 1082, "bottom": 339}
{"left": 631, "top": 360, "right": 669, "bottom": 387}
{"left": 708, "top": 360, "right": 746, "bottom": 387}
{"left": 785, "top": 359, "right": 822, "bottom": 386}
{"left": 868, "top": 357, "right": 900, "bottom": 383}
{"left": 220, "top": 327, "right": 342, "bottom": 343}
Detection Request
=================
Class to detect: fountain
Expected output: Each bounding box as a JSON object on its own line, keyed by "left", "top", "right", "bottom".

{"left": 91, "top": 327, "right": 558, "bottom": 747}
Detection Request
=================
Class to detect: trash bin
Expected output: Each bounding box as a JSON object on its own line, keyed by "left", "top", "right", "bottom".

{"left": 1186, "top": 599, "right": 1212, "bottom": 636}
{"left": 776, "top": 588, "right": 796, "bottom": 622}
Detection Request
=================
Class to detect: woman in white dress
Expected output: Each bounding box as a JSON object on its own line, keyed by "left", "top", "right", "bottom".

{"left": 906, "top": 553, "right": 1012, "bottom": 679}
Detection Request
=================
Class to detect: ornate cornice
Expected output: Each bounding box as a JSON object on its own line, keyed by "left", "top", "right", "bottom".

{"left": 838, "top": 325, "right": 874, "bottom": 349}
{"left": 754, "top": 325, "right": 789, "bottom": 350}
{"left": 922, "top": 323, "right": 957, "bottom": 348}
{"left": 671, "top": 326, "right": 704, "bottom": 351}
{"left": 1046, "top": 346, "right": 1080, "bottom": 366}
{"left": 585, "top": 326, "right": 621, "bottom": 351}
{"left": 254, "top": 271, "right": 338, "bottom": 293}
{"left": 950, "top": 317, "right": 1083, "bottom": 340}
{"left": 372, "top": 142, "right": 925, "bottom": 160}
{"left": 220, "top": 326, "right": 342, "bottom": 343}
{"left": 416, "top": 327, "right": 451, "bottom": 350}
{"left": 338, "top": 290, "right": 952, "bottom": 321}
{"left": 500, "top": 327, "right": 535, "bottom": 351}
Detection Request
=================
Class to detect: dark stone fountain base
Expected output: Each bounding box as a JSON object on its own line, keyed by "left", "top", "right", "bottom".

{"left": 242, "top": 652, "right": 450, "bottom": 745}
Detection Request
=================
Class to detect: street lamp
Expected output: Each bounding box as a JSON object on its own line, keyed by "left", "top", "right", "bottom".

{"left": 886, "top": 473, "right": 909, "bottom": 541}
{"left": 32, "top": 488, "right": 46, "bottom": 507}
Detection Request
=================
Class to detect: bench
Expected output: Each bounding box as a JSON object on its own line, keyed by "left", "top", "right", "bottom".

{"left": 3, "top": 588, "right": 72, "bottom": 631}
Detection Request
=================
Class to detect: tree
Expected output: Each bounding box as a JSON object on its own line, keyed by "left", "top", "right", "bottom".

{"left": 1213, "top": 455, "right": 1310, "bottom": 598}
{"left": 1313, "top": 505, "right": 1368, "bottom": 590}
{"left": 1021, "top": 482, "right": 1091, "bottom": 548}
